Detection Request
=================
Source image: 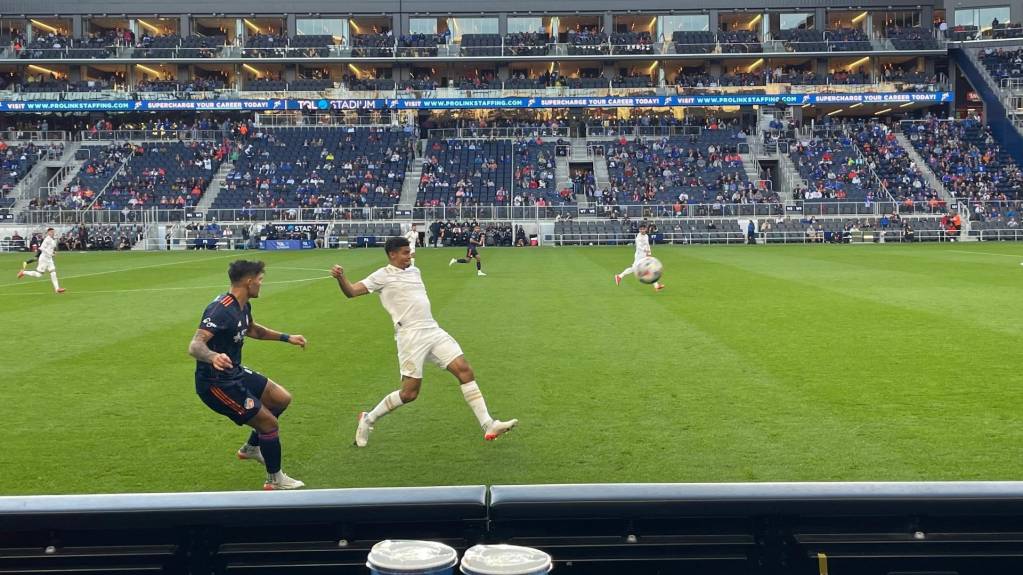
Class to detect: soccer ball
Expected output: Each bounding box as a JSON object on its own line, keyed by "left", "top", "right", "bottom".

{"left": 634, "top": 257, "right": 663, "bottom": 284}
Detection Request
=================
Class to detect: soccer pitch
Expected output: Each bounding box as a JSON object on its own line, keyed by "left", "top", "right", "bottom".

{"left": 3, "top": 243, "right": 1022, "bottom": 495}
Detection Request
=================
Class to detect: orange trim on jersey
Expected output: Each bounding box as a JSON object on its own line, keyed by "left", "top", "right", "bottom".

{"left": 221, "top": 295, "right": 235, "bottom": 307}
{"left": 211, "top": 386, "right": 245, "bottom": 414}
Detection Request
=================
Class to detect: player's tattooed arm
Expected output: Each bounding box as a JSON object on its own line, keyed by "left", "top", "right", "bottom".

{"left": 246, "top": 322, "right": 307, "bottom": 348}
{"left": 188, "top": 329, "right": 233, "bottom": 371}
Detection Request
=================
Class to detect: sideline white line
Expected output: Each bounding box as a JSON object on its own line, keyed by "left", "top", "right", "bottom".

{"left": 0, "top": 276, "right": 329, "bottom": 297}
{"left": 0, "top": 253, "right": 239, "bottom": 288}
{"left": 273, "top": 266, "right": 334, "bottom": 273}
{"left": 949, "top": 250, "right": 1023, "bottom": 259}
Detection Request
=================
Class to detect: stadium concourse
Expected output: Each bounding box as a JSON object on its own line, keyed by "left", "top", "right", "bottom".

{"left": 5, "top": 0, "right": 1023, "bottom": 572}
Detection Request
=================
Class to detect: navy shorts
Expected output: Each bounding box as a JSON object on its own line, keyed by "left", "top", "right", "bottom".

{"left": 466, "top": 246, "right": 479, "bottom": 258}
{"left": 196, "top": 368, "right": 268, "bottom": 425}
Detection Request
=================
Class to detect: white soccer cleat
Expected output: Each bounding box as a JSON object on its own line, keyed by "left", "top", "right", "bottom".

{"left": 477, "top": 270, "right": 487, "bottom": 277}
{"left": 237, "top": 444, "right": 265, "bottom": 465}
{"left": 484, "top": 418, "right": 518, "bottom": 441}
{"left": 263, "top": 471, "right": 305, "bottom": 490}
{"left": 354, "top": 411, "right": 374, "bottom": 447}
{"left": 449, "top": 258, "right": 457, "bottom": 267}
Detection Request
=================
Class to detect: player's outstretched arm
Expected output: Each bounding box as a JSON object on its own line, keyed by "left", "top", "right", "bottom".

{"left": 188, "top": 329, "right": 233, "bottom": 371}
{"left": 331, "top": 265, "right": 369, "bottom": 299}
{"left": 247, "top": 322, "right": 307, "bottom": 348}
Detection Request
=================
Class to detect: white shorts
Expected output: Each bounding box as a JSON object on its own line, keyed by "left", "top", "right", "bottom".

{"left": 633, "top": 253, "right": 647, "bottom": 266}
{"left": 36, "top": 257, "right": 55, "bottom": 274}
{"left": 396, "top": 327, "right": 464, "bottom": 379}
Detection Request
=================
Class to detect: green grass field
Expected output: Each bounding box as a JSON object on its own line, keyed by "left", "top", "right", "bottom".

{"left": 3, "top": 243, "right": 1023, "bottom": 495}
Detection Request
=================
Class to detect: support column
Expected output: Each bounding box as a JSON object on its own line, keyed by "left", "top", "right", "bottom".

{"left": 179, "top": 15, "right": 190, "bottom": 37}
{"left": 920, "top": 6, "right": 934, "bottom": 29}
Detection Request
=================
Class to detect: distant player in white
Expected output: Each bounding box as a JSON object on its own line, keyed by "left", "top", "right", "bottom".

{"left": 615, "top": 222, "right": 664, "bottom": 292}
{"left": 17, "top": 227, "right": 65, "bottom": 294}
{"left": 331, "top": 236, "right": 517, "bottom": 447}
{"left": 404, "top": 224, "right": 419, "bottom": 267}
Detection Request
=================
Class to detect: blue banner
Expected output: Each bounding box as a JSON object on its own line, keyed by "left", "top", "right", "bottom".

{"left": 0, "top": 92, "right": 953, "bottom": 113}
{"left": 261, "top": 240, "right": 316, "bottom": 250}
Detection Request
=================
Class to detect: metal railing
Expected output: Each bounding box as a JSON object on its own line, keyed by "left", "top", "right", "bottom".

{"left": 253, "top": 113, "right": 401, "bottom": 127}
{"left": 583, "top": 125, "right": 706, "bottom": 138}
{"left": 1, "top": 32, "right": 955, "bottom": 63}
{"left": 0, "top": 130, "right": 68, "bottom": 142}
{"left": 549, "top": 228, "right": 955, "bottom": 245}
{"left": 425, "top": 126, "right": 570, "bottom": 140}
{"left": 79, "top": 129, "right": 227, "bottom": 142}
{"left": 12, "top": 199, "right": 955, "bottom": 225}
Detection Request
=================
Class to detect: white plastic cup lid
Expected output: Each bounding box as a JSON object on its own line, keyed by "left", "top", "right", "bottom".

{"left": 460, "top": 544, "right": 553, "bottom": 575}
{"left": 367, "top": 540, "right": 458, "bottom": 572}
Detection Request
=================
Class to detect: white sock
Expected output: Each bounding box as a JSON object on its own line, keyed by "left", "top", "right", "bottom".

{"left": 268, "top": 470, "right": 284, "bottom": 482}
{"left": 620, "top": 266, "right": 634, "bottom": 277}
{"left": 367, "top": 390, "right": 404, "bottom": 423}
{"left": 23, "top": 270, "right": 41, "bottom": 278}
{"left": 461, "top": 381, "right": 493, "bottom": 430}
{"left": 50, "top": 272, "right": 60, "bottom": 291}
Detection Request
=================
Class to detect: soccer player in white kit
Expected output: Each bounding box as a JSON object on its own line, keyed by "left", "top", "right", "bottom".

{"left": 17, "top": 228, "right": 65, "bottom": 294}
{"left": 404, "top": 224, "right": 419, "bottom": 267}
{"left": 615, "top": 222, "right": 664, "bottom": 292}
{"left": 331, "top": 236, "right": 517, "bottom": 447}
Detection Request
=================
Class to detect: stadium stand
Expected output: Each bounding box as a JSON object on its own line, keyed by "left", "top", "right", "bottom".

{"left": 567, "top": 29, "right": 608, "bottom": 55}
{"left": 504, "top": 32, "right": 549, "bottom": 56}
{"left": 352, "top": 34, "right": 393, "bottom": 57}
{"left": 460, "top": 34, "right": 502, "bottom": 56}
{"left": 242, "top": 34, "right": 289, "bottom": 58}
{"left": 603, "top": 129, "right": 759, "bottom": 206}
{"left": 886, "top": 26, "right": 940, "bottom": 50}
{"left": 0, "top": 143, "right": 49, "bottom": 201}
{"left": 979, "top": 47, "right": 1023, "bottom": 82}
{"left": 718, "top": 29, "right": 761, "bottom": 53}
{"left": 902, "top": 116, "right": 1023, "bottom": 202}
{"left": 418, "top": 138, "right": 561, "bottom": 206}
{"left": 672, "top": 31, "right": 716, "bottom": 54}
{"left": 610, "top": 31, "right": 653, "bottom": 55}
{"left": 775, "top": 29, "right": 827, "bottom": 52}
{"left": 397, "top": 33, "right": 441, "bottom": 57}
{"left": 94, "top": 141, "right": 227, "bottom": 210}
{"left": 214, "top": 128, "right": 413, "bottom": 214}
{"left": 828, "top": 27, "right": 872, "bottom": 51}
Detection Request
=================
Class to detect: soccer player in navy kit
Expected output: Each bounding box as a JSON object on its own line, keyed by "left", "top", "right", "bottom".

{"left": 449, "top": 224, "right": 487, "bottom": 276}
{"left": 189, "top": 260, "right": 307, "bottom": 490}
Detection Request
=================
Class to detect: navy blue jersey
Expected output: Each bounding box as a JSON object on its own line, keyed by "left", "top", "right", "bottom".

{"left": 469, "top": 231, "right": 482, "bottom": 246}
{"left": 195, "top": 293, "right": 252, "bottom": 380}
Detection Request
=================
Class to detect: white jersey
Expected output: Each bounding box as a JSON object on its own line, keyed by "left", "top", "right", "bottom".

{"left": 39, "top": 236, "right": 57, "bottom": 260}
{"left": 634, "top": 232, "right": 650, "bottom": 260}
{"left": 360, "top": 265, "right": 438, "bottom": 331}
{"left": 404, "top": 230, "right": 418, "bottom": 251}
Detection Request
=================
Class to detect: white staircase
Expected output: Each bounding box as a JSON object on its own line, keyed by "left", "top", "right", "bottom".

{"left": 195, "top": 161, "right": 234, "bottom": 211}
{"left": 555, "top": 154, "right": 571, "bottom": 195}
{"left": 894, "top": 132, "right": 956, "bottom": 206}
{"left": 777, "top": 152, "right": 806, "bottom": 203}
{"left": 11, "top": 142, "right": 85, "bottom": 215}
{"left": 399, "top": 164, "right": 422, "bottom": 207}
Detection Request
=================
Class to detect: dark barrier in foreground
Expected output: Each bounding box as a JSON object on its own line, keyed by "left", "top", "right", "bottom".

{"left": 4, "top": 482, "right": 1023, "bottom": 574}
